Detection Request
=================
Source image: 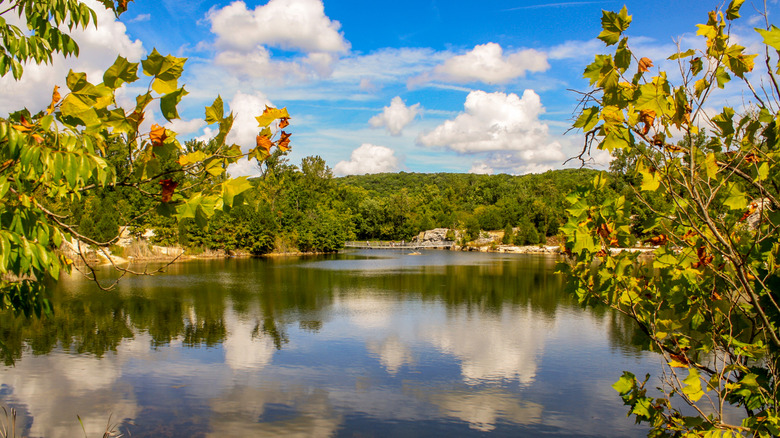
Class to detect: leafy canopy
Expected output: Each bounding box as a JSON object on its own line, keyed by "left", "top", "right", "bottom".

{"left": 0, "top": 1, "right": 293, "bottom": 316}
{"left": 563, "top": 1, "right": 780, "bottom": 436}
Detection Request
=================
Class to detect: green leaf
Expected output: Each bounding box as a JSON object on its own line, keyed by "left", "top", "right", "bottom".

{"left": 712, "top": 107, "right": 735, "bottom": 137}
{"left": 668, "top": 49, "right": 696, "bottom": 60}
{"left": 573, "top": 106, "right": 600, "bottom": 131}
{"left": 637, "top": 161, "right": 661, "bottom": 191}
{"left": 682, "top": 368, "right": 704, "bottom": 402}
{"left": 691, "top": 57, "right": 704, "bottom": 76}
{"left": 612, "top": 372, "right": 636, "bottom": 394}
{"left": 704, "top": 153, "right": 718, "bottom": 180}
{"left": 714, "top": 67, "right": 731, "bottom": 88}
{"left": 222, "top": 177, "right": 252, "bottom": 208}
{"left": 756, "top": 25, "right": 780, "bottom": 51}
{"left": 726, "top": 0, "right": 745, "bottom": 20}
{"left": 614, "top": 38, "right": 631, "bottom": 71}
{"left": 634, "top": 79, "right": 672, "bottom": 116}
{"left": 102, "top": 56, "right": 138, "bottom": 89}
{"left": 723, "top": 183, "right": 748, "bottom": 210}
{"left": 598, "top": 7, "right": 632, "bottom": 46}
{"left": 141, "top": 49, "right": 186, "bottom": 82}
{"left": 160, "top": 87, "right": 188, "bottom": 122}
{"left": 178, "top": 150, "right": 207, "bottom": 167}
{"left": 66, "top": 70, "right": 89, "bottom": 92}
{"left": 583, "top": 55, "right": 608, "bottom": 86}
{"left": 205, "top": 95, "right": 224, "bottom": 124}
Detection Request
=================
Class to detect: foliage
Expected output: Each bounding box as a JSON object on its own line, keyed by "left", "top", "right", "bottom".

{"left": 335, "top": 169, "right": 599, "bottom": 241}
{"left": 562, "top": 2, "right": 780, "bottom": 435}
{"left": 0, "top": 1, "right": 292, "bottom": 316}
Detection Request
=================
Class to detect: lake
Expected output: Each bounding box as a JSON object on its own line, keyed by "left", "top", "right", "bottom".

{"left": 0, "top": 250, "right": 661, "bottom": 437}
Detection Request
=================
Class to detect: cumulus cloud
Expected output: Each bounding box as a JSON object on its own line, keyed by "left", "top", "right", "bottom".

{"left": 334, "top": 143, "right": 400, "bottom": 175}
{"left": 410, "top": 43, "right": 549, "bottom": 86}
{"left": 208, "top": 0, "right": 349, "bottom": 54}
{"left": 214, "top": 47, "right": 308, "bottom": 81}
{"left": 418, "top": 90, "right": 566, "bottom": 174}
{"left": 206, "top": 0, "right": 347, "bottom": 81}
{"left": 418, "top": 90, "right": 548, "bottom": 153}
{"left": 226, "top": 91, "right": 275, "bottom": 149}
{"left": 368, "top": 96, "right": 421, "bottom": 135}
{"left": 0, "top": 0, "right": 144, "bottom": 113}
{"left": 166, "top": 118, "right": 207, "bottom": 136}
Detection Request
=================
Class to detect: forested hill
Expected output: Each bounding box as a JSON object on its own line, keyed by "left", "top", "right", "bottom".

{"left": 333, "top": 169, "right": 602, "bottom": 245}
{"left": 77, "top": 151, "right": 605, "bottom": 255}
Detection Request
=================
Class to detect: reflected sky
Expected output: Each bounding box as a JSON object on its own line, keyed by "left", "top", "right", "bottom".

{"left": 0, "top": 250, "right": 660, "bottom": 437}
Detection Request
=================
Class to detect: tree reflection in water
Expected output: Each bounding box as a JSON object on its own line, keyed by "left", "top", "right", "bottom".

{"left": 0, "top": 251, "right": 656, "bottom": 437}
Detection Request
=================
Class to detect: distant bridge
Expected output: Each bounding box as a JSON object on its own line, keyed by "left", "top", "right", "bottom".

{"left": 344, "top": 241, "right": 455, "bottom": 250}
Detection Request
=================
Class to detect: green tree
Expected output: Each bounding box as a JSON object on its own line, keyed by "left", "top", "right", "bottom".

{"left": 0, "top": 1, "right": 293, "bottom": 316}
{"left": 502, "top": 223, "right": 513, "bottom": 244}
{"left": 563, "top": 2, "right": 780, "bottom": 435}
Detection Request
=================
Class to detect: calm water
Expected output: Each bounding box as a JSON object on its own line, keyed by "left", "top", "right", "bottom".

{"left": 0, "top": 250, "right": 660, "bottom": 437}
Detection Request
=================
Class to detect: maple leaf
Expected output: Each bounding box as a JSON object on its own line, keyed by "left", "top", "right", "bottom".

{"left": 693, "top": 246, "right": 713, "bottom": 268}
{"left": 639, "top": 109, "right": 655, "bottom": 135}
{"left": 256, "top": 134, "right": 273, "bottom": 155}
{"left": 159, "top": 179, "right": 178, "bottom": 203}
{"left": 645, "top": 234, "right": 668, "bottom": 246}
{"left": 278, "top": 131, "right": 292, "bottom": 152}
{"left": 278, "top": 117, "right": 290, "bottom": 129}
{"left": 149, "top": 124, "right": 167, "bottom": 146}
{"left": 744, "top": 154, "right": 761, "bottom": 163}
{"left": 128, "top": 110, "right": 144, "bottom": 128}
{"left": 638, "top": 57, "right": 653, "bottom": 73}
{"left": 47, "top": 85, "right": 61, "bottom": 114}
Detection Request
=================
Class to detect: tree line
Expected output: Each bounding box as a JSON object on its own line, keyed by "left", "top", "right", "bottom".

{"left": 74, "top": 148, "right": 606, "bottom": 254}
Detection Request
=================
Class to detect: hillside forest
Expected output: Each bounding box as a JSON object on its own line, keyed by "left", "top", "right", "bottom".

{"left": 72, "top": 143, "right": 648, "bottom": 255}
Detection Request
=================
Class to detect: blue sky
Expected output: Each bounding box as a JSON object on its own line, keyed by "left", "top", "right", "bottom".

{"left": 1, "top": 0, "right": 778, "bottom": 176}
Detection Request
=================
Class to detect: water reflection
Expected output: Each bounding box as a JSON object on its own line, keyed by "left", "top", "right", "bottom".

{"left": 0, "top": 250, "right": 657, "bottom": 437}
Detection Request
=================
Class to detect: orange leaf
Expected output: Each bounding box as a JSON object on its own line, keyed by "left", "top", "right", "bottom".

{"left": 639, "top": 109, "right": 655, "bottom": 135}
{"left": 256, "top": 134, "right": 273, "bottom": 154}
{"left": 278, "top": 131, "right": 291, "bottom": 152}
{"left": 744, "top": 154, "right": 761, "bottom": 163}
{"left": 160, "top": 179, "right": 178, "bottom": 203}
{"left": 669, "top": 353, "right": 691, "bottom": 366}
{"left": 32, "top": 134, "right": 44, "bottom": 144}
{"left": 645, "top": 234, "right": 668, "bottom": 246}
{"left": 149, "top": 124, "right": 167, "bottom": 146}
{"left": 278, "top": 117, "right": 289, "bottom": 129}
{"left": 638, "top": 57, "right": 653, "bottom": 73}
{"left": 48, "top": 85, "right": 61, "bottom": 114}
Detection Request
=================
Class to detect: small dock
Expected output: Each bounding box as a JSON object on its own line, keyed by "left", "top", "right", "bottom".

{"left": 344, "top": 241, "right": 455, "bottom": 250}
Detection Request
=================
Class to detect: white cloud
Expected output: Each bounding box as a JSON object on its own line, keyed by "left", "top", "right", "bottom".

{"left": 418, "top": 90, "right": 567, "bottom": 174}
{"left": 368, "top": 96, "right": 421, "bottom": 135}
{"left": 334, "top": 143, "right": 400, "bottom": 175}
{"left": 214, "top": 46, "right": 309, "bottom": 81}
{"left": 166, "top": 118, "right": 206, "bottom": 136}
{"left": 208, "top": 0, "right": 349, "bottom": 54}
{"left": 129, "top": 13, "right": 151, "bottom": 23}
{"left": 418, "top": 89, "right": 548, "bottom": 153}
{"left": 469, "top": 162, "right": 494, "bottom": 174}
{"left": 547, "top": 39, "right": 603, "bottom": 61}
{"left": 226, "top": 91, "right": 275, "bottom": 149}
{"left": 410, "top": 43, "right": 549, "bottom": 86}
{"left": 0, "top": 0, "right": 144, "bottom": 113}
{"left": 206, "top": 0, "right": 347, "bottom": 81}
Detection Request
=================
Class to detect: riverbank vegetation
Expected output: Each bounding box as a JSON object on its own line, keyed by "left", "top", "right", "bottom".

{"left": 76, "top": 154, "right": 605, "bottom": 256}
{"left": 562, "top": 2, "right": 780, "bottom": 436}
